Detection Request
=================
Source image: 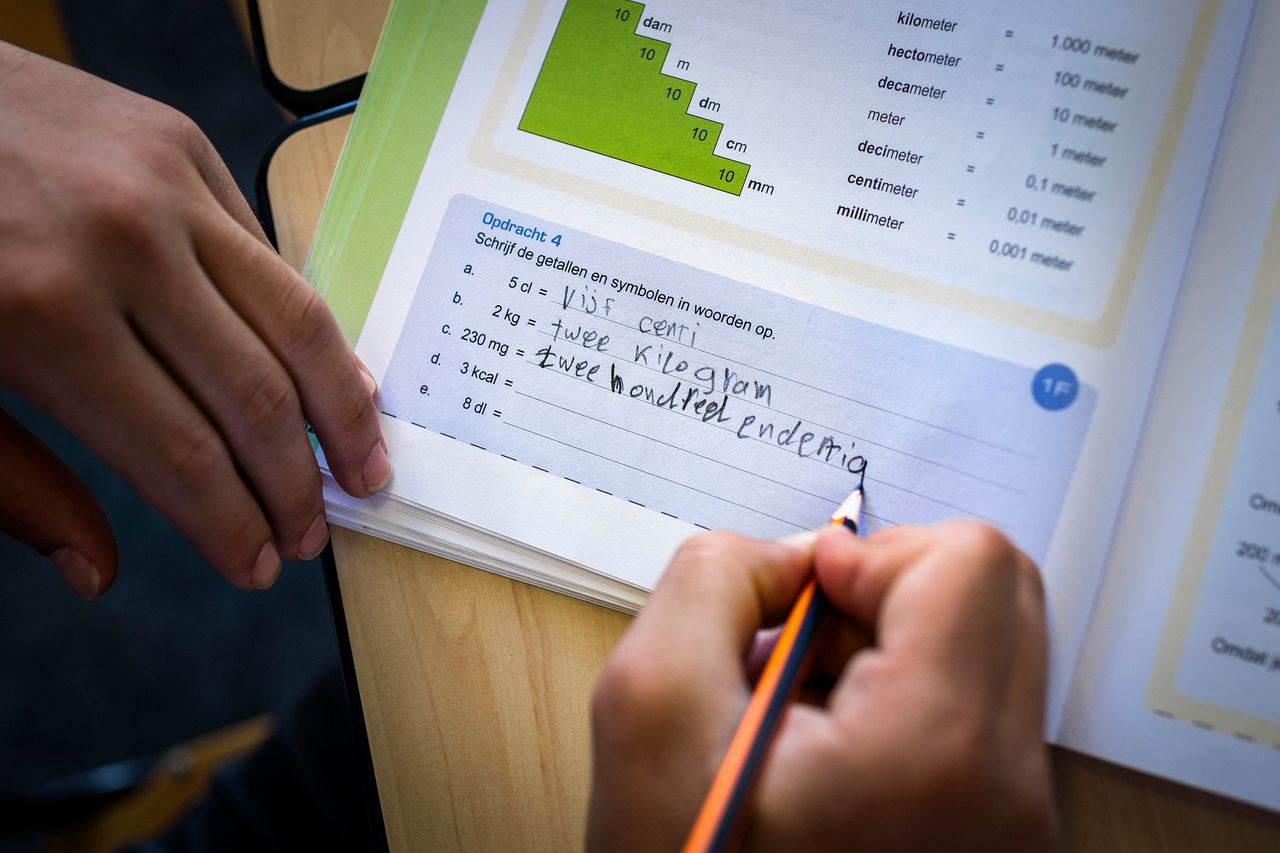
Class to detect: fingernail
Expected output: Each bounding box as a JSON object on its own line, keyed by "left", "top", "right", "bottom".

{"left": 298, "top": 513, "right": 329, "bottom": 560}
{"left": 252, "top": 542, "right": 281, "bottom": 590}
{"left": 780, "top": 530, "right": 819, "bottom": 549}
{"left": 354, "top": 355, "right": 378, "bottom": 398}
{"left": 362, "top": 440, "right": 392, "bottom": 493}
{"left": 50, "top": 547, "right": 100, "bottom": 599}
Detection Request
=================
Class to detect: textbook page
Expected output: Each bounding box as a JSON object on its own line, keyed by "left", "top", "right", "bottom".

{"left": 325, "top": 0, "right": 1253, "bottom": 728}
{"left": 1059, "top": 2, "right": 1280, "bottom": 810}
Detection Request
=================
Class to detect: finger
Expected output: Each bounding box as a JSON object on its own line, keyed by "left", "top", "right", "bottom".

{"left": 594, "top": 531, "right": 815, "bottom": 750}
{"left": 745, "top": 626, "right": 782, "bottom": 682}
{"left": 131, "top": 258, "right": 328, "bottom": 560}
{"left": 815, "top": 522, "right": 1024, "bottom": 704}
{"left": 746, "top": 615, "right": 872, "bottom": 695}
{"left": 190, "top": 204, "right": 387, "bottom": 498}
{"left": 1002, "top": 553, "right": 1049, "bottom": 740}
{"left": 29, "top": 317, "right": 280, "bottom": 590}
{"left": 588, "top": 531, "right": 816, "bottom": 852}
{"left": 812, "top": 524, "right": 933, "bottom": 622}
{"left": 637, "top": 531, "right": 816, "bottom": 689}
{"left": 808, "top": 614, "right": 874, "bottom": 696}
{"left": 0, "top": 410, "right": 116, "bottom": 597}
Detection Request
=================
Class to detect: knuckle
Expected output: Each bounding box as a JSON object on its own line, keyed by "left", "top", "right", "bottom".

{"left": 278, "top": 469, "right": 325, "bottom": 537}
{"left": 277, "top": 285, "right": 337, "bottom": 360}
{"left": 333, "top": 382, "right": 376, "bottom": 434}
{"left": 592, "top": 645, "right": 688, "bottom": 745}
{"left": 944, "top": 521, "right": 1018, "bottom": 570}
{"left": 1017, "top": 555, "right": 1047, "bottom": 604}
{"left": 8, "top": 372, "right": 55, "bottom": 414}
{"left": 671, "top": 530, "right": 743, "bottom": 568}
{"left": 844, "top": 647, "right": 896, "bottom": 691}
{"left": 237, "top": 368, "right": 301, "bottom": 436}
{"left": 0, "top": 491, "right": 44, "bottom": 544}
{"left": 81, "top": 175, "right": 163, "bottom": 255}
{"left": 149, "top": 105, "right": 210, "bottom": 160}
{"left": 292, "top": 466, "right": 325, "bottom": 511}
{"left": 916, "top": 700, "right": 991, "bottom": 805}
{"left": 167, "top": 425, "right": 227, "bottom": 487}
{"left": 1006, "top": 784, "right": 1055, "bottom": 850}
{"left": 0, "top": 267, "right": 101, "bottom": 394}
{"left": 0, "top": 261, "right": 78, "bottom": 326}
{"left": 212, "top": 531, "right": 267, "bottom": 586}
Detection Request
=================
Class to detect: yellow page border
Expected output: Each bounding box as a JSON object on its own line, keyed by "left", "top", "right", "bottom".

{"left": 1146, "top": 193, "right": 1280, "bottom": 748}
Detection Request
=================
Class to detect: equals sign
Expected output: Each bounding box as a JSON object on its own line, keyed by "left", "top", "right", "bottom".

{"left": 504, "top": 379, "right": 513, "bottom": 387}
{"left": 492, "top": 410, "right": 502, "bottom": 418}
{"left": 985, "top": 97, "right": 995, "bottom": 105}
{"left": 976, "top": 131, "right": 985, "bottom": 139}
{"left": 956, "top": 199, "right": 966, "bottom": 207}
{"left": 995, "top": 63, "right": 1005, "bottom": 71}
{"left": 537, "top": 288, "right": 548, "bottom": 296}
{"left": 965, "top": 164, "right": 976, "bottom": 173}
{"left": 1004, "top": 29, "right": 1014, "bottom": 38}
{"left": 946, "top": 232, "right": 956, "bottom": 240}
{"left": 516, "top": 349, "right": 526, "bottom": 356}
{"left": 526, "top": 318, "right": 536, "bottom": 327}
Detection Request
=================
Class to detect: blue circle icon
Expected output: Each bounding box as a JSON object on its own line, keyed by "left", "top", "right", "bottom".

{"left": 1032, "top": 363, "right": 1078, "bottom": 411}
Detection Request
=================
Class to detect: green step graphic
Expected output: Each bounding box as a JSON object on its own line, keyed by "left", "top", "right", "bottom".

{"left": 520, "top": 0, "right": 751, "bottom": 195}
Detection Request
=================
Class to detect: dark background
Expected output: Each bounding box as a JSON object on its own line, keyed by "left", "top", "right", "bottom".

{"left": 0, "top": 0, "right": 340, "bottom": 836}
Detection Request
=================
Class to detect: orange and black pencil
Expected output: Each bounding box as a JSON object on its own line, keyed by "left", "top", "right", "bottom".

{"left": 682, "top": 486, "right": 864, "bottom": 853}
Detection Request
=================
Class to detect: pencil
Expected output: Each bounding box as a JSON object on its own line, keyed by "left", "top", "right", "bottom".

{"left": 682, "top": 486, "right": 864, "bottom": 853}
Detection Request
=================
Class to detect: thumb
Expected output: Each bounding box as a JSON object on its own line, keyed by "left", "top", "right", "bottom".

{"left": 639, "top": 531, "right": 817, "bottom": 685}
{"left": 587, "top": 531, "right": 815, "bottom": 853}
{"left": 0, "top": 409, "right": 117, "bottom": 598}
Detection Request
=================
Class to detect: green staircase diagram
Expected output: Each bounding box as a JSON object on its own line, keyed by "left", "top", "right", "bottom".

{"left": 519, "top": 0, "right": 752, "bottom": 195}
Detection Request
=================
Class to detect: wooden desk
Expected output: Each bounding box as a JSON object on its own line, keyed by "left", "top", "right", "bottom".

{"left": 262, "top": 4, "right": 1280, "bottom": 850}
{"left": 250, "top": 0, "right": 388, "bottom": 105}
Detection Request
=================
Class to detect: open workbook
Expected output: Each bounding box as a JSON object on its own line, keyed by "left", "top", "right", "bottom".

{"left": 305, "top": 0, "right": 1280, "bottom": 811}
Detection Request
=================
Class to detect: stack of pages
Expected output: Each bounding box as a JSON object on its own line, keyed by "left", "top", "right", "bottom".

{"left": 309, "top": 0, "right": 1280, "bottom": 811}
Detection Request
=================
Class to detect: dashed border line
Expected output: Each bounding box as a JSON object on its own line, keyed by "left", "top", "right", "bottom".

{"left": 379, "top": 411, "right": 707, "bottom": 528}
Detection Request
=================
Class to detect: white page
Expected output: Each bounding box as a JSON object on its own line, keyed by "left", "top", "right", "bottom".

{"left": 1059, "top": 0, "right": 1280, "bottom": 810}
{"left": 330, "top": 0, "right": 1254, "bottom": 737}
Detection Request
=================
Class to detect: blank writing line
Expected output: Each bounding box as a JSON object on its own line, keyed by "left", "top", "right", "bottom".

{"left": 505, "top": 422, "right": 808, "bottom": 531}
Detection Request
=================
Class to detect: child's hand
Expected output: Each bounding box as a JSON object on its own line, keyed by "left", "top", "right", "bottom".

{"left": 588, "top": 523, "right": 1054, "bottom": 851}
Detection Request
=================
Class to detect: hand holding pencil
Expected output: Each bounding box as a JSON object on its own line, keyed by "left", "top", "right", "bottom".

{"left": 587, "top": 518, "right": 1053, "bottom": 852}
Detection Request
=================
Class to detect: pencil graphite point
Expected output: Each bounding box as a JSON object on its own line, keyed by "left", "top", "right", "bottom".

{"left": 831, "top": 486, "right": 864, "bottom": 527}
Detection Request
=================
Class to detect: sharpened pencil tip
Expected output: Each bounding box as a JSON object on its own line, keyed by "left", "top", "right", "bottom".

{"left": 830, "top": 486, "right": 864, "bottom": 527}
